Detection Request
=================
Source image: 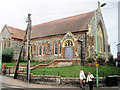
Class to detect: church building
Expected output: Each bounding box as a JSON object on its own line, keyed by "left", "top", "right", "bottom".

{"left": 0, "top": 4, "right": 111, "bottom": 63}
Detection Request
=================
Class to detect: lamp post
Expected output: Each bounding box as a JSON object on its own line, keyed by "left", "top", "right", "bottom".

{"left": 95, "top": 1, "right": 106, "bottom": 88}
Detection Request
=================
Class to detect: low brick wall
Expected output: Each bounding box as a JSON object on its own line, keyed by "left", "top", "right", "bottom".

{"left": 16, "top": 72, "right": 108, "bottom": 87}
{"left": 17, "top": 72, "right": 28, "bottom": 82}
{"left": 31, "top": 75, "right": 61, "bottom": 85}
{"left": 2, "top": 66, "right": 15, "bottom": 75}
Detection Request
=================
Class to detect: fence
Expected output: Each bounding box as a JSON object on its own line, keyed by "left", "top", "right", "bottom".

{"left": 2, "top": 67, "right": 119, "bottom": 78}
{"left": 2, "top": 67, "right": 15, "bottom": 75}
{"left": 2, "top": 66, "right": 26, "bottom": 76}
{"left": 31, "top": 70, "right": 79, "bottom": 78}
{"left": 2, "top": 67, "right": 120, "bottom": 87}
{"left": 30, "top": 70, "right": 114, "bottom": 78}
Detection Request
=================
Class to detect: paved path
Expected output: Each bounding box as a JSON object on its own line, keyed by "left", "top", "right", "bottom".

{"left": 0, "top": 75, "right": 120, "bottom": 90}
{"left": 1, "top": 75, "right": 77, "bottom": 88}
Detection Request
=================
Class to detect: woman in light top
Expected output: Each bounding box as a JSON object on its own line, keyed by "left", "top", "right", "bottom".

{"left": 79, "top": 69, "right": 86, "bottom": 88}
{"left": 86, "top": 72, "right": 94, "bottom": 90}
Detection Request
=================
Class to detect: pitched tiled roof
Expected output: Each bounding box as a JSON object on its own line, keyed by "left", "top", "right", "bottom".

{"left": 8, "top": 26, "right": 25, "bottom": 39}
{"left": 31, "top": 11, "right": 94, "bottom": 39}
{"left": 3, "top": 11, "right": 94, "bottom": 40}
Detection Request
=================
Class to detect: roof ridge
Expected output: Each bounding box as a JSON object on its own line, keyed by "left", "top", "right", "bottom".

{"left": 32, "top": 10, "right": 94, "bottom": 28}
{"left": 8, "top": 26, "right": 25, "bottom": 32}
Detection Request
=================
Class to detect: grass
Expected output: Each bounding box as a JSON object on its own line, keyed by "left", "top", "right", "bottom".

{"left": 5, "top": 62, "right": 120, "bottom": 78}
{"left": 5, "top": 62, "right": 49, "bottom": 66}
{"left": 30, "top": 64, "right": 120, "bottom": 78}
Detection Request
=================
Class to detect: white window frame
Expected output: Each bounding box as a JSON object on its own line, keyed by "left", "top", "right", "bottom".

{"left": 59, "top": 43, "right": 61, "bottom": 54}
{"left": 39, "top": 45, "right": 41, "bottom": 56}
{"left": 54, "top": 43, "right": 58, "bottom": 55}
{"left": 42, "top": 44, "right": 45, "bottom": 56}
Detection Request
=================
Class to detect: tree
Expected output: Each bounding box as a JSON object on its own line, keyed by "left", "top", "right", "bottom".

{"left": 2, "top": 48, "right": 14, "bottom": 63}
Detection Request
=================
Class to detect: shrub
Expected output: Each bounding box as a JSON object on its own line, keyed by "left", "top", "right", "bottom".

{"left": 20, "top": 59, "right": 27, "bottom": 62}
{"left": 87, "top": 55, "right": 94, "bottom": 63}
{"left": 97, "top": 54, "right": 105, "bottom": 65}
{"left": 107, "top": 55, "right": 115, "bottom": 66}
{"left": 2, "top": 48, "right": 14, "bottom": 63}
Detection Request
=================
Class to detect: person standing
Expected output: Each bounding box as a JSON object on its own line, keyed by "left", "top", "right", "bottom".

{"left": 79, "top": 69, "right": 86, "bottom": 88}
{"left": 86, "top": 72, "right": 94, "bottom": 90}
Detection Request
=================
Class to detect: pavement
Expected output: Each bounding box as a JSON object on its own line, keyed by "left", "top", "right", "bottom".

{"left": 0, "top": 75, "right": 120, "bottom": 90}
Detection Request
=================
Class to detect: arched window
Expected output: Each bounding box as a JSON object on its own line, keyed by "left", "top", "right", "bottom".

{"left": 5, "top": 40, "right": 7, "bottom": 48}
{"left": 8, "top": 38, "right": 10, "bottom": 47}
{"left": 42, "top": 44, "right": 45, "bottom": 56}
{"left": 59, "top": 43, "right": 61, "bottom": 54}
{"left": 39, "top": 45, "right": 41, "bottom": 55}
{"left": 54, "top": 43, "right": 57, "bottom": 55}
{"left": 97, "top": 24, "right": 104, "bottom": 52}
{"left": 65, "top": 40, "right": 73, "bottom": 47}
{"left": 34, "top": 45, "right": 36, "bottom": 51}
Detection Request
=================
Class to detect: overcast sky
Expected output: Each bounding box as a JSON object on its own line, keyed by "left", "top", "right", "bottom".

{"left": 0, "top": 0, "right": 119, "bottom": 58}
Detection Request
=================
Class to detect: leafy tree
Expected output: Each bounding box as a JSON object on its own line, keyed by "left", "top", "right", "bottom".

{"left": 2, "top": 48, "right": 14, "bottom": 63}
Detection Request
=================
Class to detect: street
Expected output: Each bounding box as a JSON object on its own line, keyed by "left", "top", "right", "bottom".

{"left": 0, "top": 75, "right": 120, "bottom": 90}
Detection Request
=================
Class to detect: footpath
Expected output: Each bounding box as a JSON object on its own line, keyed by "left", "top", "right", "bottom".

{"left": 0, "top": 75, "right": 120, "bottom": 90}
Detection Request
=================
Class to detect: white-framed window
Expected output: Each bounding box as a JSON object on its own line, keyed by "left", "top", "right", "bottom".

{"left": 42, "top": 44, "right": 45, "bottom": 56}
{"left": 39, "top": 45, "right": 41, "bottom": 56}
{"left": 59, "top": 43, "right": 61, "bottom": 54}
{"left": 54, "top": 43, "right": 57, "bottom": 55}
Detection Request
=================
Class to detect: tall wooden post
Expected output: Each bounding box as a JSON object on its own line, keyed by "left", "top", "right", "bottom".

{"left": 26, "top": 14, "right": 31, "bottom": 83}
{"left": 14, "top": 27, "right": 28, "bottom": 79}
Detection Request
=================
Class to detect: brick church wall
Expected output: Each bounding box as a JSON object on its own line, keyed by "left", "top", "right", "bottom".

{"left": 11, "top": 40, "right": 23, "bottom": 60}
{"left": 23, "top": 33, "right": 86, "bottom": 62}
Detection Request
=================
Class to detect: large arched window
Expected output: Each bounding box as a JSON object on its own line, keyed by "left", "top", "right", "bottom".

{"left": 59, "top": 43, "right": 61, "bottom": 54}
{"left": 42, "top": 44, "right": 45, "bottom": 56}
{"left": 54, "top": 43, "right": 57, "bottom": 55}
{"left": 97, "top": 24, "right": 105, "bottom": 53}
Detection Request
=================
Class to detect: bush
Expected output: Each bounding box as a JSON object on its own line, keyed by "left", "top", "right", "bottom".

{"left": 97, "top": 54, "right": 105, "bottom": 65}
{"left": 20, "top": 59, "right": 27, "bottom": 62}
{"left": 2, "top": 48, "right": 14, "bottom": 63}
{"left": 107, "top": 55, "right": 115, "bottom": 66}
{"left": 87, "top": 55, "right": 94, "bottom": 63}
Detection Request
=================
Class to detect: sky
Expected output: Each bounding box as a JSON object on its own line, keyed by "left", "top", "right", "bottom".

{"left": 0, "top": 0, "right": 119, "bottom": 58}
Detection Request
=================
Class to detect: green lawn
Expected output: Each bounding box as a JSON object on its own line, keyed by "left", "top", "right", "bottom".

{"left": 30, "top": 65, "right": 120, "bottom": 78}
{"left": 5, "top": 62, "right": 49, "bottom": 66}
